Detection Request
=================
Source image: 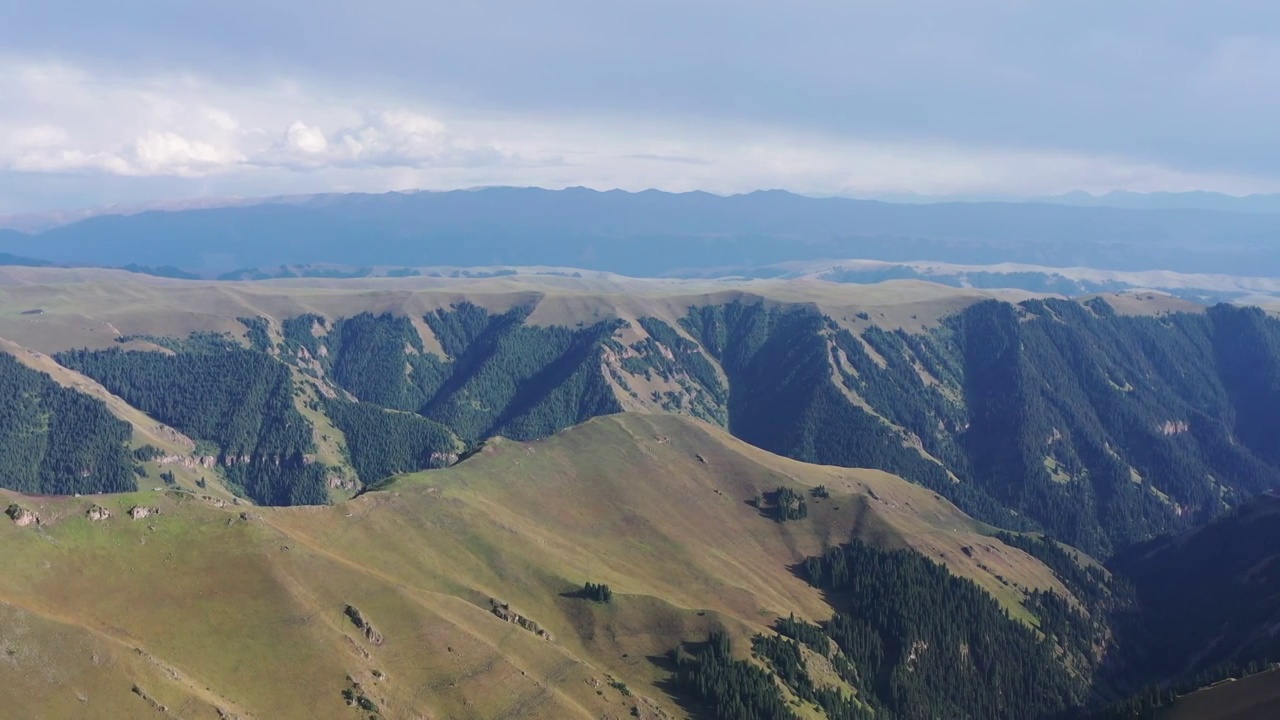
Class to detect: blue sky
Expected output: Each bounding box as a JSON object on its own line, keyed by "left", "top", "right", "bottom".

{"left": 3, "top": 1, "right": 1279, "bottom": 212}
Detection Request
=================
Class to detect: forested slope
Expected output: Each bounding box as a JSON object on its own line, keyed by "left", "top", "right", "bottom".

{"left": 5, "top": 280, "right": 1280, "bottom": 719}
{"left": 3, "top": 291, "right": 1278, "bottom": 562}
{"left": 0, "top": 284, "right": 1269, "bottom": 556}
{"left": 0, "top": 353, "right": 137, "bottom": 495}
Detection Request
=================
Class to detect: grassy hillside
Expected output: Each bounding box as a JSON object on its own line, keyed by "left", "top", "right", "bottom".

{"left": 0, "top": 414, "right": 1088, "bottom": 720}
{"left": 3, "top": 273, "right": 1279, "bottom": 560}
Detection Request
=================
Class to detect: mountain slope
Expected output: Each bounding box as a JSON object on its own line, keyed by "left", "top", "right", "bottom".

{"left": 1109, "top": 490, "right": 1280, "bottom": 680}
{"left": 0, "top": 413, "right": 1082, "bottom": 720}
{"left": 3, "top": 274, "right": 1280, "bottom": 558}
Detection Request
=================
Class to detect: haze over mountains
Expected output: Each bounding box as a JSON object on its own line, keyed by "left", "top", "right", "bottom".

{"left": 0, "top": 189, "right": 1279, "bottom": 719}
{"left": 5, "top": 187, "right": 1280, "bottom": 280}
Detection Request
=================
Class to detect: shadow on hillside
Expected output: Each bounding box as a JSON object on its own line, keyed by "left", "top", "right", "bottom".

{"left": 785, "top": 560, "right": 853, "bottom": 611}
{"left": 646, "top": 639, "right": 719, "bottom": 720}
{"left": 744, "top": 494, "right": 781, "bottom": 521}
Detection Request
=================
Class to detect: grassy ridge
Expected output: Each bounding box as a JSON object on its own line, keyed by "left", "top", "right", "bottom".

{"left": 0, "top": 414, "right": 1072, "bottom": 719}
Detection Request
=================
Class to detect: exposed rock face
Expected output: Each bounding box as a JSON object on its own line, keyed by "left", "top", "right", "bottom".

{"left": 344, "top": 604, "right": 384, "bottom": 645}
{"left": 86, "top": 505, "right": 112, "bottom": 521}
{"left": 489, "top": 598, "right": 553, "bottom": 641}
{"left": 327, "top": 475, "right": 358, "bottom": 491}
{"left": 428, "top": 451, "right": 459, "bottom": 468}
{"left": 5, "top": 504, "right": 38, "bottom": 527}
{"left": 158, "top": 454, "right": 217, "bottom": 469}
{"left": 127, "top": 506, "right": 154, "bottom": 520}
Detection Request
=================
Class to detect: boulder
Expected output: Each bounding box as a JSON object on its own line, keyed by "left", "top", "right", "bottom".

{"left": 86, "top": 505, "right": 112, "bottom": 522}
{"left": 344, "top": 604, "right": 385, "bottom": 645}
{"left": 5, "top": 504, "right": 38, "bottom": 527}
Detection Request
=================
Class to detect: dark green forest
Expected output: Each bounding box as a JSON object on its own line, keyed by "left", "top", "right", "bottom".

{"left": 669, "top": 536, "right": 1113, "bottom": 720}
{"left": 323, "top": 400, "right": 459, "bottom": 482}
{"left": 291, "top": 306, "right": 625, "bottom": 444}
{"left": 21, "top": 296, "right": 1280, "bottom": 550}
{"left": 0, "top": 353, "right": 137, "bottom": 494}
{"left": 4, "top": 294, "right": 1280, "bottom": 718}
{"left": 802, "top": 540, "right": 1089, "bottom": 720}
{"left": 680, "top": 302, "right": 1030, "bottom": 531}
{"left": 679, "top": 299, "right": 1280, "bottom": 557}
{"left": 55, "top": 346, "right": 328, "bottom": 505}
{"left": 49, "top": 304, "right": 630, "bottom": 499}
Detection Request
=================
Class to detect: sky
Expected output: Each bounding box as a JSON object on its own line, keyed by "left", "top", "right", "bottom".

{"left": 3, "top": 0, "right": 1280, "bottom": 213}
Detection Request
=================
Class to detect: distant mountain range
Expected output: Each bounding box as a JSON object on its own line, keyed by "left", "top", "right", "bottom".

{"left": 4, "top": 187, "right": 1280, "bottom": 278}
{"left": 873, "top": 189, "right": 1280, "bottom": 213}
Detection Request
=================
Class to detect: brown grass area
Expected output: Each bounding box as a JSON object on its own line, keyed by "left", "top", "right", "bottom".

{"left": 0, "top": 270, "right": 1046, "bottom": 353}
{"left": 0, "top": 413, "right": 1071, "bottom": 718}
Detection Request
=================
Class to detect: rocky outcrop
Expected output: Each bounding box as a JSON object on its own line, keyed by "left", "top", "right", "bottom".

{"left": 428, "top": 451, "right": 460, "bottom": 468}
{"left": 130, "top": 684, "right": 167, "bottom": 713}
{"left": 489, "top": 598, "right": 553, "bottom": 641}
{"left": 327, "top": 475, "right": 358, "bottom": 491}
{"left": 86, "top": 505, "right": 112, "bottom": 521}
{"left": 5, "top": 504, "right": 38, "bottom": 527}
{"left": 200, "top": 495, "right": 226, "bottom": 508}
{"left": 127, "top": 506, "right": 155, "bottom": 520}
{"left": 344, "top": 604, "right": 384, "bottom": 645}
{"left": 158, "top": 454, "right": 217, "bottom": 469}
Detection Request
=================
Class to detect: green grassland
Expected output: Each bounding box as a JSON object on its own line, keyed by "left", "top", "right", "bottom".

{"left": 0, "top": 413, "right": 1072, "bottom": 719}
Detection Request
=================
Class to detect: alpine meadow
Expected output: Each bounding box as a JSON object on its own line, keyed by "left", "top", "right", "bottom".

{"left": 0, "top": 265, "right": 1274, "bottom": 719}
{"left": 7, "top": 2, "right": 1280, "bottom": 718}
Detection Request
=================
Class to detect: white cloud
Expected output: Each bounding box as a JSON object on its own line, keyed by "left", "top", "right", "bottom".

{"left": 0, "top": 56, "right": 1278, "bottom": 210}
{"left": 133, "top": 131, "right": 242, "bottom": 174}
{"left": 285, "top": 121, "right": 329, "bottom": 155}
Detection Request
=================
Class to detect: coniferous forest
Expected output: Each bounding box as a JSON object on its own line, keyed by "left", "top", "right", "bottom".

{"left": 25, "top": 297, "right": 1280, "bottom": 549}
{"left": 1, "top": 294, "right": 1279, "bottom": 718}
{"left": 0, "top": 353, "right": 136, "bottom": 495}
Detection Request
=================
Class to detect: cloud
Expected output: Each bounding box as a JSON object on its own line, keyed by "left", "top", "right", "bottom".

{"left": 0, "top": 61, "right": 528, "bottom": 179}
{"left": 10, "top": 0, "right": 1280, "bottom": 179}
{"left": 285, "top": 122, "right": 329, "bottom": 155}
{"left": 1, "top": 54, "right": 1278, "bottom": 214}
{"left": 266, "top": 111, "right": 518, "bottom": 170}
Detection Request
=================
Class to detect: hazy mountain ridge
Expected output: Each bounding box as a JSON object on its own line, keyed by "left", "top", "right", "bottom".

{"left": 6, "top": 187, "right": 1280, "bottom": 276}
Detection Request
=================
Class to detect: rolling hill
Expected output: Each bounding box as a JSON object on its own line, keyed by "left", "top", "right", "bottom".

{"left": 0, "top": 413, "right": 1085, "bottom": 720}
{"left": 1, "top": 271, "right": 1279, "bottom": 559}
{"left": 4, "top": 272, "right": 1280, "bottom": 716}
